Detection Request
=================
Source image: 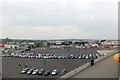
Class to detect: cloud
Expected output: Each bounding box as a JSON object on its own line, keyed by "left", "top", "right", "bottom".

{"left": 0, "top": 0, "right": 119, "bottom": 39}
{"left": 2, "top": 25, "right": 118, "bottom": 40}
{"left": 2, "top": 26, "right": 87, "bottom": 39}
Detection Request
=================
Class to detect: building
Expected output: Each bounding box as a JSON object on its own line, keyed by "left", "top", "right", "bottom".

{"left": 0, "top": 44, "right": 5, "bottom": 48}
{"left": 101, "top": 40, "right": 120, "bottom": 46}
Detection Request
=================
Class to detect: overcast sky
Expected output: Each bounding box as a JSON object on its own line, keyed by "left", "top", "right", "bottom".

{"left": 0, "top": 0, "right": 119, "bottom": 40}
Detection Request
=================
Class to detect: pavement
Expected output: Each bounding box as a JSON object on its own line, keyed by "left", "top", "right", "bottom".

{"left": 2, "top": 57, "right": 90, "bottom": 78}
{"left": 69, "top": 55, "right": 118, "bottom": 79}
{"left": 2, "top": 48, "right": 118, "bottom": 79}
{"left": 3, "top": 48, "right": 99, "bottom": 78}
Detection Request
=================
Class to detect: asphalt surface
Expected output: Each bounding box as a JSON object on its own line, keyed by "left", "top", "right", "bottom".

{"left": 2, "top": 48, "right": 104, "bottom": 79}
{"left": 2, "top": 57, "right": 89, "bottom": 78}
{"left": 27, "top": 48, "right": 99, "bottom": 56}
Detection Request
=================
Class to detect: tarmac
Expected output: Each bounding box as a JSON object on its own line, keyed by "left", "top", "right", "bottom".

{"left": 69, "top": 55, "right": 118, "bottom": 79}
{"left": 2, "top": 48, "right": 119, "bottom": 80}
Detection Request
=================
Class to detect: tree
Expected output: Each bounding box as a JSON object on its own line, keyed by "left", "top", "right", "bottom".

{"left": 35, "top": 41, "right": 43, "bottom": 48}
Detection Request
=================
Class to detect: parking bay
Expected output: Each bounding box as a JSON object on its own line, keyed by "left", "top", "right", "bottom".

{"left": 2, "top": 48, "right": 98, "bottom": 78}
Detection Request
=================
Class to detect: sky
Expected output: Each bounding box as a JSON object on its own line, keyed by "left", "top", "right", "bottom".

{"left": 0, "top": 0, "right": 119, "bottom": 40}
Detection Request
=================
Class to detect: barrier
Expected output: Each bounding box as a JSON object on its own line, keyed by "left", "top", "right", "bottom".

{"left": 58, "top": 50, "right": 118, "bottom": 80}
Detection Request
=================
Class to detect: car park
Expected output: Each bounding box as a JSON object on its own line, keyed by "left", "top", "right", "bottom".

{"left": 3, "top": 45, "right": 114, "bottom": 78}
{"left": 3, "top": 47, "right": 107, "bottom": 60}
{"left": 51, "top": 69, "right": 58, "bottom": 76}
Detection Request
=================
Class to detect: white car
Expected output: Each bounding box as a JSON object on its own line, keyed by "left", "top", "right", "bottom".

{"left": 85, "top": 55, "right": 89, "bottom": 59}
{"left": 32, "top": 69, "right": 39, "bottom": 75}
{"left": 52, "top": 69, "right": 58, "bottom": 75}
{"left": 11, "top": 53, "right": 15, "bottom": 56}
{"left": 76, "top": 46, "right": 81, "bottom": 49}
{"left": 21, "top": 68, "right": 29, "bottom": 74}
{"left": 78, "top": 55, "right": 82, "bottom": 59}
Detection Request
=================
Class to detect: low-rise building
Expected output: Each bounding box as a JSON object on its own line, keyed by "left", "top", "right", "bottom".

{"left": 101, "top": 40, "right": 120, "bottom": 46}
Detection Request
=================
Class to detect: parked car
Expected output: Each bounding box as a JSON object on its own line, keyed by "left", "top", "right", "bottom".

{"left": 85, "top": 55, "right": 89, "bottom": 59}
{"left": 32, "top": 69, "right": 39, "bottom": 75}
{"left": 61, "top": 56, "right": 65, "bottom": 59}
{"left": 92, "top": 55, "right": 97, "bottom": 59}
{"left": 21, "top": 68, "right": 29, "bottom": 74}
{"left": 38, "top": 69, "right": 45, "bottom": 75}
{"left": 70, "top": 54, "right": 75, "bottom": 59}
{"left": 88, "top": 54, "right": 93, "bottom": 59}
{"left": 75, "top": 55, "right": 79, "bottom": 59}
{"left": 78, "top": 55, "right": 82, "bottom": 59}
{"left": 64, "top": 56, "right": 68, "bottom": 59}
{"left": 52, "top": 69, "right": 58, "bottom": 76}
{"left": 81, "top": 54, "right": 86, "bottom": 59}
{"left": 58, "top": 56, "right": 62, "bottom": 59}
{"left": 95, "top": 54, "right": 100, "bottom": 58}
{"left": 44, "top": 70, "right": 50, "bottom": 76}
{"left": 27, "top": 69, "right": 33, "bottom": 75}
{"left": 27, "top": 68, "right": 35, "bottom": 75}
{"left": 60, "top": 69, "right": 66, "bottom": 76}
{"left": 67, "top": 56, "right": 71, "bottom": 59}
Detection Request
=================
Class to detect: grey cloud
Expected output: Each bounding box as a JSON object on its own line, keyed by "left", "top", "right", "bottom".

{"left": 1, "top": 0, "right": 118, "bottom": 39}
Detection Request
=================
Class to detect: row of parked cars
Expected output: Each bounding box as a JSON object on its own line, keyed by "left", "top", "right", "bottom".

{"left": 21, "top": 68, "right": 67, "bottom": 76}
{"left": 1, "top": 52, "right": 106, "bottom": 59}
